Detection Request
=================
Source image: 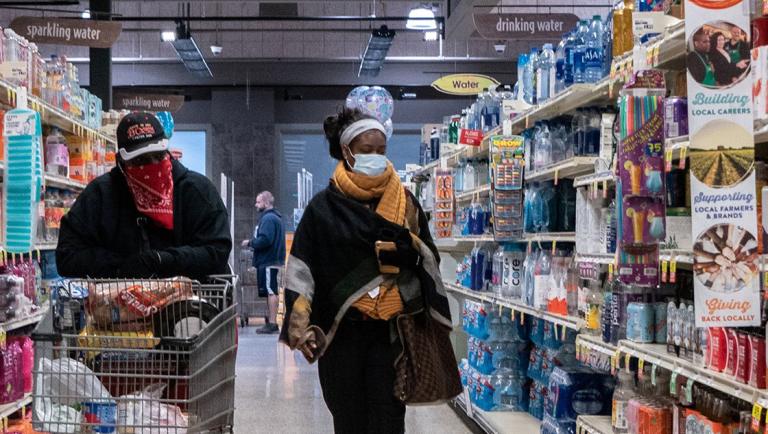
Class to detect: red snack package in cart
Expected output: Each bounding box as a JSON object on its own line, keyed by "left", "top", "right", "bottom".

{"left": 748, "top": 333, "right": 766, "bottom": 389}
{"left": 708, "top": 328, "right": 727, "bottom": 372}
{"left": 736, "top": 331, "right": 750, "bottom": 385}
{"left": 725, "top": 328, "right": 738, "bottom": 376}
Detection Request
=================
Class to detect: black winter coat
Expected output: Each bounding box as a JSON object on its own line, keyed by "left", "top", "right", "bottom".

{"left": 56, "top": 159, "right": 232, "bottom": 281}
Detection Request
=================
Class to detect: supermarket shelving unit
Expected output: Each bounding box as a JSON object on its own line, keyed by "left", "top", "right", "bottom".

{"left": 415, "top": 17, "right": 768, "bottom": 433}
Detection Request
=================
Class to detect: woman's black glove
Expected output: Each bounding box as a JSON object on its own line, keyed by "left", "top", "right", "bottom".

{"left": 376, "top": 228, "right": 422, "bottom": 270}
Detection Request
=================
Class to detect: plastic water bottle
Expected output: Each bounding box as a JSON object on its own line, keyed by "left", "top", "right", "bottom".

{"left": 555, "top": 36, "right": 567, "bottom": 94}
{"left": 536, "top": 43, "right": 556, "bottom": 103}
{"left": 478, "top": 89, "right": 489, "bottom": 131}
{"left": 529, "top": 48, "right": 540, "bottom": 104}
{"left": 492, "top": 246, "right": 505, "bottom": 296}
{"left": 584, "top": 15, "right": 605, "bottom": 83}
{"left": 571, "top": 109, "right": 584, "bottom": 155}
{"left": 523, "top": 51, "right": 536, "bottom": 105}
{"left": 563, "top": 32, "right": 577, "bottom": 87}
{"left": 603, "top": 13, "right": 614, "bottom": 77}
{"left": 536, "top": 121, "right": 552, "bottom": 169}
{"left": 516, "top": 53, "right": 529, "bottom": 102}
{"left": 573, "top": 20, "right": 589, "bottom": 84}
{"left": 488, "top": 88, "right": 501, "bottom": 129}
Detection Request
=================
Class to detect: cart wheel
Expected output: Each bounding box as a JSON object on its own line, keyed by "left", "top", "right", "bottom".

{"left": 154, "top": 299, "right": 220, "bottom": 338}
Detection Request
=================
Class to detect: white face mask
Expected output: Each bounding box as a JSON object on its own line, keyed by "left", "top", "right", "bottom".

{"left": 346, "top": 149, "right": 389, "bottom": 177}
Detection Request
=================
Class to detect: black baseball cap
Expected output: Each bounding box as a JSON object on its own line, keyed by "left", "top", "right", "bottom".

{"left": 116, "top": 112, "right": 168, "bottom": 161}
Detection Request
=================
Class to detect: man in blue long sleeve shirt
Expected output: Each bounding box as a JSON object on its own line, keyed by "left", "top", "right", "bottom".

{"left": 241, "top": 191, "right": 286, "bottom": 333}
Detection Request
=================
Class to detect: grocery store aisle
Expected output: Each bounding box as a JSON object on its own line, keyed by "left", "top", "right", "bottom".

{"left": 234, "top": 326, "right": 473, "bottom": 434}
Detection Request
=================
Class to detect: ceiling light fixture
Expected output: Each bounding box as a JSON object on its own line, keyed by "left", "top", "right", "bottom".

{"left": 424, "top": 31, "right": 438, "bottom": 41}
{"left": 164, "top": 20, "right": 212, "bottom": 78}
{"left": 406, "top": 5, "right": 437, "bottom": 30}
{"left": 359, "top": 25, "right": 396, "bottom": 77}
{"left": 161, "top": 30, "right": 177, "bottom": 42}
{"left": 81, "top": 9, "right": 90, "bottom": 19}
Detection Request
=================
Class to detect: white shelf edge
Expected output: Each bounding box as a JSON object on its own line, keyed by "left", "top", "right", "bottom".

{"left": 0, "top": 304, "right": 48, "bottom": 333}
{"left": 573, "top": 171, "right": 616, "bottom": 188}
{"left": 577, "top": 415, "right": 612, "bottom": 434}
{"left": 525, "top": 157, "right": 599, "bottom": 183}
{"left": 523, "top": 232, "right": 576, "bottom": 243}
{"left": 0, "top": 393, "right": 32, "bottom": 420}
{"left": 576, "top": 333, "right": 617, "bottom": 357}
{"left": 455, "top": 184, "right": 491, "bottom": 202}
{"left": 454, "top": 393, "right": 541, "bottom": 434}
{"left": 618, "top": 340, "right": 765, "bottom": 403}
{"left": 444, "top": 281, "right": 582, "bottom": 331}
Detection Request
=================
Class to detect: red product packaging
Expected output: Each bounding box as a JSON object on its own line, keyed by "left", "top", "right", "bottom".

{"left": 736, "top": 331, "right": 750, "bottom": 384}
{"left": 708, "top": 328, "right": 727, "bottom": 372}
{"left": 748, "top": 334, "right": 767, "bottom": 389}
{"left": 725, "top": 329, "right": 738, "bottom": 376}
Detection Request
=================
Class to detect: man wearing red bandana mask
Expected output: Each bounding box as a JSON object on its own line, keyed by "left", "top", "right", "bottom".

{"left": 56, "top": 112, "right": 232, "bottom": 280}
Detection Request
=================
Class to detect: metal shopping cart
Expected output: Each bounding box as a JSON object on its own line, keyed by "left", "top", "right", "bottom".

{"left": 236, "top": 248, "right": 267, "bottom": 326}
{"left": 32, "top": 276, "right": 237, "bottom": 434}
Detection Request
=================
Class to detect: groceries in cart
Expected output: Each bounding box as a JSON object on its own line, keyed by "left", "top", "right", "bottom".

{"left": 34, "top": 357, "right": 188, "bottom": 434}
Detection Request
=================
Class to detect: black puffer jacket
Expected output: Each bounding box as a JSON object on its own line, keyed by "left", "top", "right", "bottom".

{"left": 56, "top": 159, "right": 232, "bottom": 281}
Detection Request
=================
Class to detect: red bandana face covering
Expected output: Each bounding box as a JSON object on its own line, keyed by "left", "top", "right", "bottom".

{"left": 123, "top": 155, "right": 175, "bottom": 230}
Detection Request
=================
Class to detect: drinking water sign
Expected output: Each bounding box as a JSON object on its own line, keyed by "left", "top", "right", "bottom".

{"left": 473, "top": 13, "right": 579, "bottom": 40}
{"left": 431, "top": 74, "right": 500, "bottom": 96}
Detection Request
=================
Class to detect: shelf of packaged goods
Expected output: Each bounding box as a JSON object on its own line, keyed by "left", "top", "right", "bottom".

{"left": 453, "top": 235, "right": 496, "bottom": 243}
{"left": 576, "top": 415, "right": 612, "bottom": 434}
{"left": 415, "top": 149, "right": 464, "bottom": 176}
{"left": 453, "top": 392, "right": 540, "bottom": 434}
{"left": 434, "top": 235, "right": 496, "bottom": 252}
{"left": 659, "top": 249, "right": 694, "bottom": 265}
{"left": 618, "top": 340, "right": 766, "bottom": 403}
{"left": 0, "top": 79, "right": 116, "bottom": 149}
{"left": 45, "top": 173, "right": 87, "bottom": 191}
{"left": 576, "top": 333, "right": 618, "bottom": 358}
{"left": 575, "top": 253, "right": 616, "bottom": 265}
{"left": 34, "top": 242, "right": 57, "bottom": 251}
{"left": 1, "top": 304, "right": 48, "bottom": 333}
{"left": 510, "top": 79, "right": 618, "bottom": 135}
{"left": 0, "top": 394, "right": 32, "bottom": 420}
{"left": 455, "top": 184, "right": 491, "bottom": 203}
{"left": 525, "top": 157, "right": 600, "bottom": 183}
{"left": 573, "top": 171, "right": 616, "bottom": 188}
{"left": 523, "top": 232, "right": 576, "bottom": 243}
{"left": 444, "top": 281, "right": 582, "bottom": 331}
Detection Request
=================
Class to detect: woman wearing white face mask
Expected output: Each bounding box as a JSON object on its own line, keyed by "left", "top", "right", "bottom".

{"left": 279, "top": 107, "right": 460, "bottom": 433}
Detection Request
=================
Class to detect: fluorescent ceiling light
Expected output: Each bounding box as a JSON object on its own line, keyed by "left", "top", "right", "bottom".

{"left": 424, "top": 31, "right": 438, "bottom": 41}
{"left": 161, "top": 30, "right": 177, "bottom": 42}
{"left": 359, "top": 26, "right": 396, "bottom": 77}
{"left": 81, "top": 9, "right": 91, "bottom": 19}
{"left": 406, "top": 6, "right": 437, "bottom": 30}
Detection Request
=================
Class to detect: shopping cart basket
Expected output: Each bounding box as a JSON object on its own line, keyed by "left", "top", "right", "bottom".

{"left": 32, "top": 276, "right": 237, "bottom": 434}
{"left": 236, "top": 248, "right": 266, "bottom": 326}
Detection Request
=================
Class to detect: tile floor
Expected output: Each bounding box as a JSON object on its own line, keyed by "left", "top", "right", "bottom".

{"left": 233, "top": 326, "right": 473, "bottom": 434}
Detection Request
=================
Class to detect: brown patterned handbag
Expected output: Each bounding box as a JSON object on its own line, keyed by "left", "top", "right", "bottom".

{"left": 393, "top": 311, "right": 463, "bottom": 404}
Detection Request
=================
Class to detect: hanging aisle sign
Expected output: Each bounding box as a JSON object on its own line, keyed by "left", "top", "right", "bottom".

{"left": 431, "top": 74, "right": 500, "bottom": 96}
{"left": 685, "top": 0, "right": 759, "bottom": 327}
{"left": 10, "top": 17, "right": 122, "bottom": 48}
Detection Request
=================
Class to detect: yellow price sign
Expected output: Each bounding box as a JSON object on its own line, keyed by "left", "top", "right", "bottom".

{"left": 638, "top": 359, "right": 645, "bottom": 377}
{"left": 753, "top": 403, "right": 764, "bottom": 432}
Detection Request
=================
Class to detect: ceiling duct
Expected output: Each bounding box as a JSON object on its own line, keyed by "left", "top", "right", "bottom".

{"left": 259, "top": 3, "right": 299, "bottom": 17}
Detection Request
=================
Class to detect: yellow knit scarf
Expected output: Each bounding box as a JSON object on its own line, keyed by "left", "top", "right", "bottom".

{"left": 332, "top": 161, "right": 406, "bottom": 225}
{"left": 332, "top": 160, "right": 406, "bottom": 320}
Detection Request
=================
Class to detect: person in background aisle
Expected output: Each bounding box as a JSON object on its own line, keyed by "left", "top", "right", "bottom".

{"left": 687, "top": 28, "right": 715, "bottom": 87}
{"left": 56, "top": 112, "right": 232, "bottom": 281}
{"left": 240, "top": 191, "right": 286, "bottom": 334}
{"left": 709, "top": 31, "right": 749, "bottom": 86}
{"left": 279, "top": 107, "right": 457, "bottom": 434}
